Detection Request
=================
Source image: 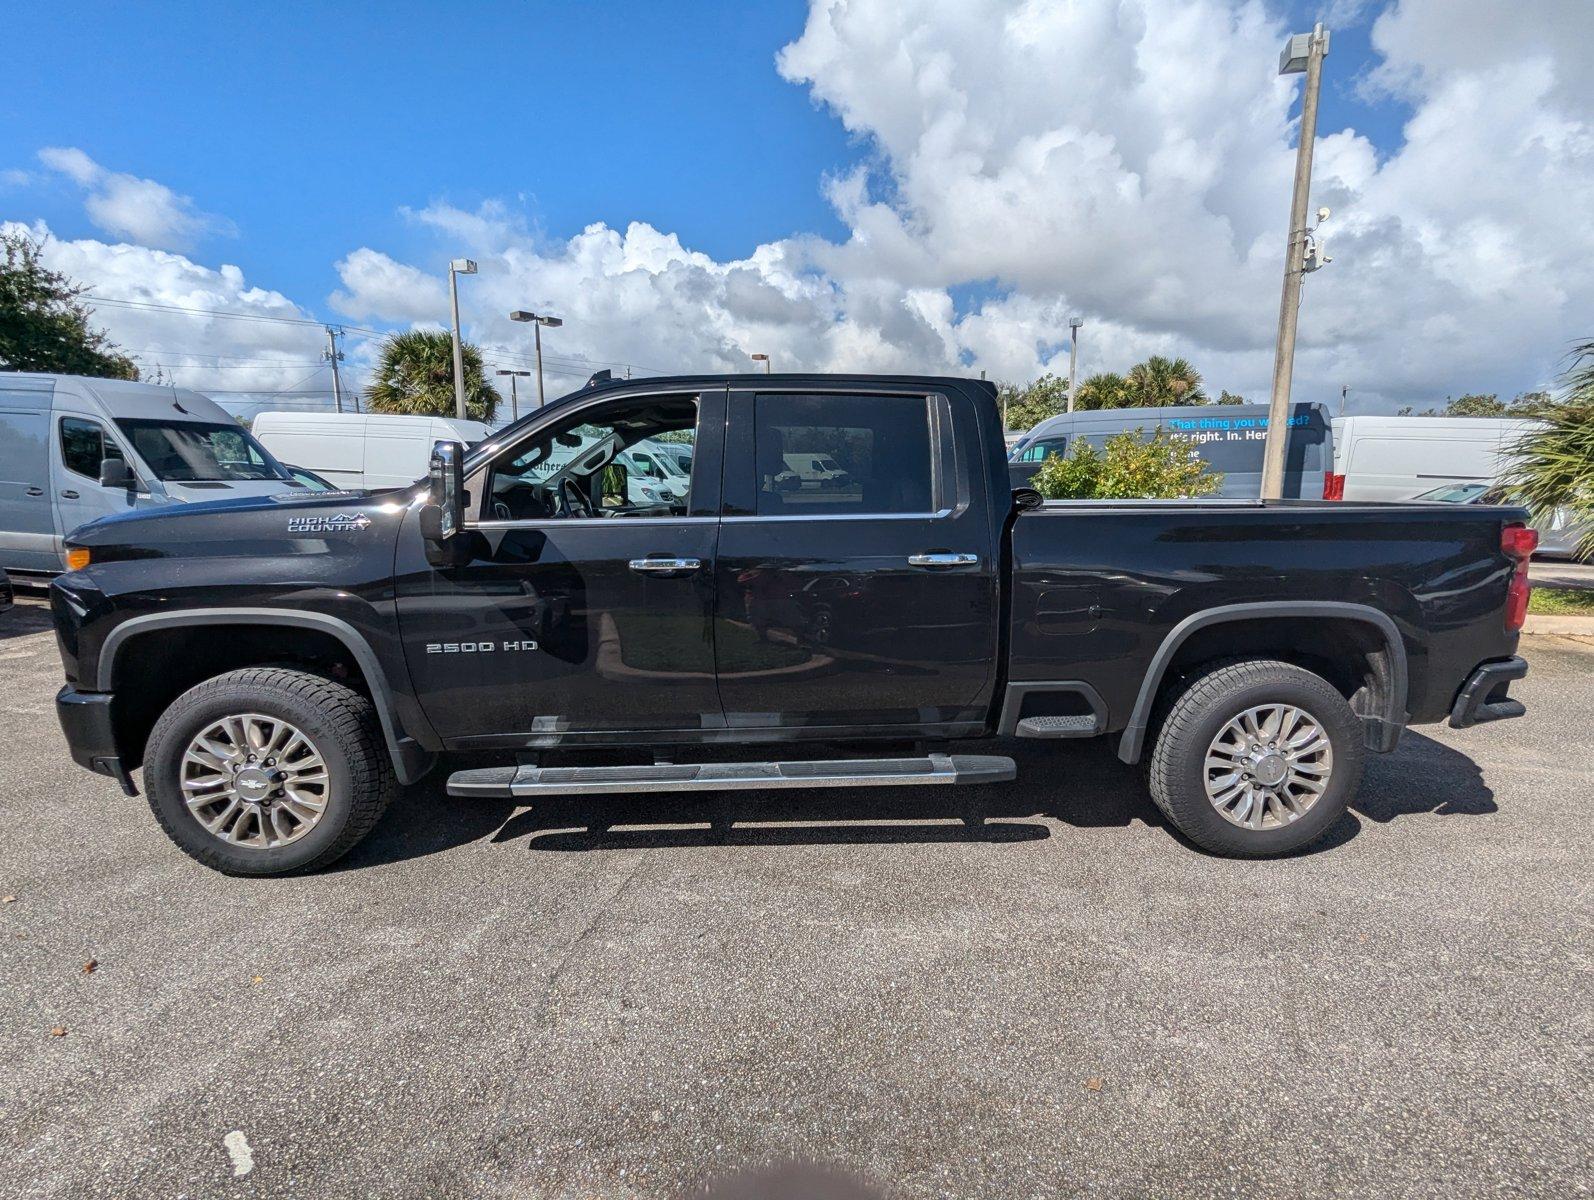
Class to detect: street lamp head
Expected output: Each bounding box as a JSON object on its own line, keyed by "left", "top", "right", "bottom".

{"left": 539, "top": 316, "right": 563, "bottom": 329}
{"left": 1068, "top": 316, "right": 1084, "bottom": 329}
{"left": 1278, "top": 26, "right": 1328, "bottom": 75}
{"left": 450, "top": 258, "right": 478, "bottom": 274}
{"left": 510, "top": 311, "right": 562, "bottom": 328}
{"left": 750, "top": 353, "right": 769, "bottom": 362}
{"left": 495, "top": 369, "right": 531, "bottom": 377}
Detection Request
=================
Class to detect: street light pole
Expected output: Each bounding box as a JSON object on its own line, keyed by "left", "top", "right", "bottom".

{"left": 509, "top": 311, "right": 563, "bottom": 407}
{"left": 1261, "top": 23, "right": 1330, "bottom": 500}
{"left": 750, "top": 352, "right": 771, "bottom": 374}
{"left": 1066, "top": 316, "right": 1083, "bottom": 413}
{"left": 448, "top": 258, "right": 477, "bottom": 421}
{"left": 496, "top": 369, "right": 531, "bottom": 421}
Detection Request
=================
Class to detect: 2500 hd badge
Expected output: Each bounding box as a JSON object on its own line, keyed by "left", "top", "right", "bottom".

{"left": 425, "top": 640, "right": 540, "bottom": 653}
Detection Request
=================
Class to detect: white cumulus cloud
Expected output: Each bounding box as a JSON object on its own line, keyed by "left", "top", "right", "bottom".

{"left": 37, "top": 147, "right": 235, "bottom": 252}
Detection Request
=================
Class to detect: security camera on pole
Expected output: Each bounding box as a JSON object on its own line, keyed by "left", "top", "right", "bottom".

{"left": 1260, "top": 23, "right": 1332, "bottom": 500}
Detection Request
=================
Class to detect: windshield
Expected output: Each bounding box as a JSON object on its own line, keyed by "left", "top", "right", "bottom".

{"left": 1413, "top": 482, "right": 1490, "bottom": 503}
{"left": 115, "top": 419, "right": 291, "bottom": 483}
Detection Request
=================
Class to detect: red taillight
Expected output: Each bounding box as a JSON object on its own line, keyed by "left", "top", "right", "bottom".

{"left": 1323, "top": 472, "right": 1345, "bottom": 500}
{"left": 1501, "top": 524, "right": 1539, "bottom": 560}
{"left": 1502, "top": 523, "right": 1537, "bottom": 631}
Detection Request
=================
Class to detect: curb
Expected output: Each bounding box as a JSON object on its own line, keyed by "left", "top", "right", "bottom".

{"left": 1523, "top": 613, "right": 1594, "bottom": 638}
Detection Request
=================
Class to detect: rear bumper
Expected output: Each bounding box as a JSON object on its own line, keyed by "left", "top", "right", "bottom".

{"left": 1448, "top": 657, "right": 1528, "bottom": 729}
{"left": 55, "top": 686, "right": 138, "bottom": 796}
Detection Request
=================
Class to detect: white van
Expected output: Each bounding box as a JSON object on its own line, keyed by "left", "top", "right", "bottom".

{"left": 251, "top": 412, "right": 491, "bottom": 492}
{"left": 1329, "top": 416, "right": 1541, "bottom": 501}
{"left": 0, "top": 372, "right": 304, "bottom": 578}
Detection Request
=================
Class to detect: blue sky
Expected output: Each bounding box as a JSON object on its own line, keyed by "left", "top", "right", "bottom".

{"left": 4, "top": 0, "right": 1400, "bottom": 315}
{"left": 3, "top": 1, "right": 1587, "bottom": 412}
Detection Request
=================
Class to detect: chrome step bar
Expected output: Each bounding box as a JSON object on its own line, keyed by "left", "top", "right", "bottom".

{"left": 447, "top": 754, "right": 1016, "bottom": 799}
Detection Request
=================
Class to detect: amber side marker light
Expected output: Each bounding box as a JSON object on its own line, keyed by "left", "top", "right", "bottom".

{"left": 65, "top": 547, "right": 92, "bottom": 571}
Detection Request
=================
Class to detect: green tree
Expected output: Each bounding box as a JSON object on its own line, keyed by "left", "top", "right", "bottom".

{"left": 0, "top": 230, "right": 138, "bottom": 379}
{"left": 366, "top": 329, "right": 498, "bottom": 422}
{"left": 1072, "top": 371, "right": 1132, "bottom": 410}
{"left": 1217, "top": 390, "right": 1246, "bottom": 405}
{"left": 1503, "top": 340, "right": 1594, "bottom": 560}
{"left": 1123, "top": 355, "right": 1206, "bottom": 406}
{"left": 1030, "top": 428, "right": 1223, "bottom": 500}
{"left": 1446, "top": 393, "right": 1507, "bottom": 417}
{"left": 995, "top": 373, "right": 1070, "bottom": 431}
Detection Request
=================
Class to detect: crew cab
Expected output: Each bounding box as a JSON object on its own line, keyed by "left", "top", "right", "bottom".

{"left": 49, "top": 374, "right": 1534, "bottom": 875}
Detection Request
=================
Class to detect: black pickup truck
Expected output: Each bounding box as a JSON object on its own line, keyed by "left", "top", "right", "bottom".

{"left": 49, "top": 373, "right": 1535, "bottom": 874}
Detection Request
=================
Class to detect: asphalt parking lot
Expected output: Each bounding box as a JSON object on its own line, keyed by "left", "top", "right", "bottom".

{"left": 2, "top": 595, "right": 1591, "bottom": 1199}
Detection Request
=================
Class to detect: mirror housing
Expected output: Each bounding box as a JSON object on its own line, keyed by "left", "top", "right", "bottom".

{"left": 421, "top": 441, "right": 465, "bottom": 542}
{"left": 99, "top": 457, "right": 135, "bottom": 489}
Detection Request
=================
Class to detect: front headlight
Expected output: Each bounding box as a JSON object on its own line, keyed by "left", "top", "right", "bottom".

{"left": 640, "top": 485, "right": 659, "bottom": 500}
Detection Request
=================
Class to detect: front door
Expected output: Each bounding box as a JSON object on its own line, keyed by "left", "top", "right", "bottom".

{"left": 713, "top": 386, "right": 1001, "bottom": 735}
{"left": 396, "top": 389, "right": 726, "bottom": 748}
{"left": 53, "top": 413, "right": 147, "bottom": 546}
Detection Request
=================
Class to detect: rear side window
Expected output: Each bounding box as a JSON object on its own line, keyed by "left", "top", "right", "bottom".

{"left": 753, "top": 394, "right": 934, "bottom": 516}
{"left": 1015, "top": 436, "right": 1067, "bottom": 463}
{"left": 60, "top": 417, "right": 124, "bottom": 479}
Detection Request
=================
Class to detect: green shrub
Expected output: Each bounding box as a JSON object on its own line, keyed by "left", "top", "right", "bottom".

{"left": 1030, "top": 428, "right": 1223, "bottom": 501}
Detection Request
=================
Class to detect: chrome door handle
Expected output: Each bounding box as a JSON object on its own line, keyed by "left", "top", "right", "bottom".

{"left": 25, "top": 486, "right": 45, "bottom": 497}
{"left": 908, "top": 552, "right": 979, "bottom": 567}
{"left": 60, "top": 490, "right": 80, "bottom": 500}
{"left": 628, "top": 557, "right": 702, "bottom": 573}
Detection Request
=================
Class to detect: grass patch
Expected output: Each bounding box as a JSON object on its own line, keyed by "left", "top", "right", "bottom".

{"left": 1529, "top": 587, "right": 1594, "bottom": 616}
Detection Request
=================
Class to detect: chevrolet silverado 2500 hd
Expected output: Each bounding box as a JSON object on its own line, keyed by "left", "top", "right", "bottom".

{"left": 50, "top": 374, "right": 1534, "bottom": 874}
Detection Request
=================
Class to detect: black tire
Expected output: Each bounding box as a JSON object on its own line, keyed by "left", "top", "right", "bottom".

{"left": 1147, "top": 658, "right": 1364, "bottom": 858}
{"left": 144, "top": 667, "right": 396, "bottom": 876}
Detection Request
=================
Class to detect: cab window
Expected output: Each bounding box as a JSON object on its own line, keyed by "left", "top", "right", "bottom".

{"left": 752, "top": 393, "right": 934, "bottom": 516}
{"left": 484, "top": 396, "right": 698, "bottom": 521}
{"left": 60, "top": 417, "right": 125, "bottom": 479}
{"left": 1015, "top": 436, "right": 1067, "bottom": 463}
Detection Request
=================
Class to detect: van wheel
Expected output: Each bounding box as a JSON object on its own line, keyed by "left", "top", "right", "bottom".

{"left": 1148, "top": 659, "right": 1363, "bottom": 857}
{"left": 144, "top": 668, "right": 396, "bottom": 876}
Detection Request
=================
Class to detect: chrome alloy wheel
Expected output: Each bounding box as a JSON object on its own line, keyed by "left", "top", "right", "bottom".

{"left": 1203, "top": 703, "right": 1333, "bottom": 831}
{"left": 179, "top": 714, "right": 330, "bottom": 849}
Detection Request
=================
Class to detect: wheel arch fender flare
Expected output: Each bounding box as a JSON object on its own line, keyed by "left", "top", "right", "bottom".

{"left": 96, "top": 608, "right": 435, "bottom": 784}
{"left": 1115, "top": 601, "right": 1409, "bottom": 764}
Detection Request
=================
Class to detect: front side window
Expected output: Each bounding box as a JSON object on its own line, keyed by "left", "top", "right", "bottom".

{"left": 115, "top": 419, "right": 288, "bottom": 482}
{"left": 753, "top": 393, "right": 933, "bottom": 516}
{"left": 484, "top": 395, "right": 698, "bottom": 521}
{"left": 60, "top": 417, "right": 125, "bottom": 479}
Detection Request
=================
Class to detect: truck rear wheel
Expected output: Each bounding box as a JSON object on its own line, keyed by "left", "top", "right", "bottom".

{"left": 144, "top": 668, "right": 396, "bottom": 875}
{"left": 1148, "top": 659, "right": 1363, "bottom": 857}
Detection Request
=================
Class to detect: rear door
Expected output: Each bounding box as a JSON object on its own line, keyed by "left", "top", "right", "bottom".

{"left": 713, "top": 385, "right": 1000, "bottom": 735}
{"left": 0, "top": 379, "right": 59, "bottom": 573}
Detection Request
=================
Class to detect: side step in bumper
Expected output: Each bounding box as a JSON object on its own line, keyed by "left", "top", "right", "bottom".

{"left": 447, "top": 754, "right": 1016, "bottom": 799}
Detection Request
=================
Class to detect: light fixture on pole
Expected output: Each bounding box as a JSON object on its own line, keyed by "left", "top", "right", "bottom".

{"left": 448, "top": 258, "right": 477, "bottom": 421}
{"left": 495, "top": 368, "right": 532, "bottom": 421}
{"left": 750, "top": 352, "right": 771, "bottom": 374}
{"left": 1066, "top": 316, "right": 1083, "bottom": 413}
{"left": 1261, "top": 22, "right": 1331, "bottom": 500}
{"left": 509, "top": 311, "right": 563, "bottom": 408}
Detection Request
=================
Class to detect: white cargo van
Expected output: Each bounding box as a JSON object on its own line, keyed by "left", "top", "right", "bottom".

{"left": 250, "top": 412, "right": 491, "bottom": 492}
{"left": 0, "top": 372, "right": 303, "bottom": 578}
{"left": 1328, "top": 416, "right": 1541, "bottom": 501}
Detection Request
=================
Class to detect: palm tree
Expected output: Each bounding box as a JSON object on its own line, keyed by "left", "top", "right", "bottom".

{"left": 1504, "top": 339, "right": 1594, "bottom": 559}
{"left": 1073, "top": 371, "right": 1132, "bottom": 410}
{"left": 1124, "top": 355, "right": 1206, "bottom": 406}
{"left": 366, "top": 329, "right": 499, "bottom": 422}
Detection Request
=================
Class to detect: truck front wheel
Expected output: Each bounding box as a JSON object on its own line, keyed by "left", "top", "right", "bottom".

{"left": 143, "top": 668, "right": 396, "bottom": 875}
{"left": 1148, "top": 659, "right": 1364, "bottom": 857}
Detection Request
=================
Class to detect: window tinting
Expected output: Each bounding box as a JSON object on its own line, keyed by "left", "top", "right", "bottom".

{"left": 60, "top": 417, "right": 123, "bottom": 478}
{"left": 1015, "top": 436, "right": 1068, "bottom": 463}
{"left": 486, "top": 396, "right": 698, "bottom": 520}
{"left": 753, "top": 394, "right": 933, "bottom": 516}
{"left": 114, "top": 420, "right": 285, "bottom": 482}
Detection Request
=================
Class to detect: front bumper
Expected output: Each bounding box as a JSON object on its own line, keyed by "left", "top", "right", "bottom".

{"left": 1448, "top": 657, "right": 1528, "bottom": 729}
{"left": 55, "top": 686, "right": 138, "bottom": 796}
